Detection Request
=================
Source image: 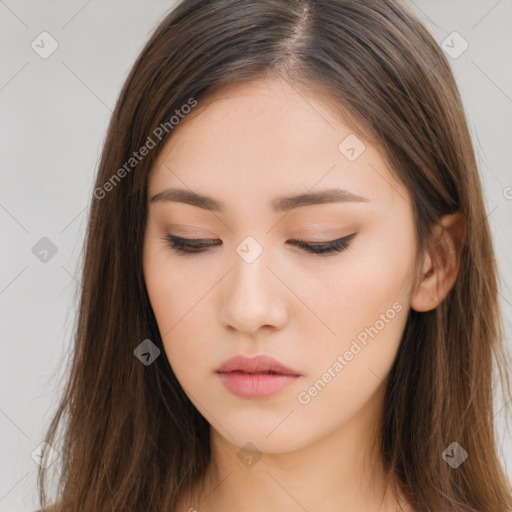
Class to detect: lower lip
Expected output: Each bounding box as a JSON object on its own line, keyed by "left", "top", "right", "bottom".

{"left": 217, "top": 371, "right": 300, "bottom": 398}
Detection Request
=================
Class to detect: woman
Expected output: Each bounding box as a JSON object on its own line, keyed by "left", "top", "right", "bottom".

{"left": 37, "top": 0, "right": 512, "bottom": 511}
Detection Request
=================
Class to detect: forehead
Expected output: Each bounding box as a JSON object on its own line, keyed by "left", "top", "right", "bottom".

{"left": 148, "top": 77, "right": 410, "bottom": 212}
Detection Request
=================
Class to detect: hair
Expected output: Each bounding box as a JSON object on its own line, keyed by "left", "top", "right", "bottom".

{"left": 37, "top": 0, "right": 512, "bottom": 511}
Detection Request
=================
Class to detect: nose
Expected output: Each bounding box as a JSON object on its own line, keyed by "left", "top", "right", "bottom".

{"left": 220, "top": 247, "right": 288, "bottom": 335}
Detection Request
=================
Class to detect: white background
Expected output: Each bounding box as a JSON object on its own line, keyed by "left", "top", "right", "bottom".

{"left": 0, "top": 1, "right": 511, "bottom": 510}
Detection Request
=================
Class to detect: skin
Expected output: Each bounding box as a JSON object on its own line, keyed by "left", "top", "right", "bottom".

{"left": 142, "top": 77, "right": 465, "bottom": 512}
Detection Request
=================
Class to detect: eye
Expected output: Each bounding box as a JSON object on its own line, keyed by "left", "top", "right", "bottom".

{"left": 162, "top": 233, "right": 356, "bottom": 256}
{"left": 162, "top": 235, "right": 222, "bottom": 255}
{"left": 288, "top": 233, "right": 356, "bottom": 255}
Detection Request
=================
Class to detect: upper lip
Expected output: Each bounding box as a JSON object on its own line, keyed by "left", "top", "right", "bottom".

{"left": 216, "top": 355, "right": 301, "bottom": 376}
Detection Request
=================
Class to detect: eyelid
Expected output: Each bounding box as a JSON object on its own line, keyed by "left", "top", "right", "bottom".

{"left": 163, "top": 233, "right": 356, "bottom": 256}
{"left": 166, "top": 233, "right": 353, "bottom": 242}
{"left": 290, "top": 234, "right": 356, "bottom": 245}
{"left": 165, "top": 234, "right": 353, "bottom": 245}
{"left": 167, "top": 235, "right": 221, "bottom": 246}
{"left": 287, "top": 233, "right": 356, "bottom": 255}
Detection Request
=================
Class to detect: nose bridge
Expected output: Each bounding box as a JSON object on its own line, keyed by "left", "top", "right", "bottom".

{"left": 220, "top": 235, "right": 287, "bottom": 333}
{"left": 230, "top": 237, "right": 273, "bottom": 311}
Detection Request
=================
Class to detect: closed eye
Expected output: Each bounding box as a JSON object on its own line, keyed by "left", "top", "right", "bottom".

{"left": 289, "top": 233, "right": 356, "bottom": 255}
{"left": 162, "top": 234, "right": 356, "bottom": 257}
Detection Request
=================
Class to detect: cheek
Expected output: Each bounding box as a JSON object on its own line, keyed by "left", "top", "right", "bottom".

{"left": 142, "top": 243, "right": 205, "bottom": 373}
{"left": 302, "top": 232, "right": 413, "bottom": 391}
{"left": 295, "top": 280, "right": 409, "bottom": 427}
{"left": 307, "top": 232, "right": 412, "bottom": 337}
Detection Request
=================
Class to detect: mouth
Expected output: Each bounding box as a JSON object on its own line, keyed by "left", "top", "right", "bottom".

{"left": 215, "top": 355, "right": 302, "bottom": 399}
{"left": 218, "top": 370, "right": 283, "bottom": 375}
{"left": 215, "top": 354, "right": 301, "bottom": 376}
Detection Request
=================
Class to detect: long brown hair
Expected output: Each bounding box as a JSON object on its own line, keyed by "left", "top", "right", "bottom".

{"left": 37, "top": 1, "right": 512, "bottom": 510}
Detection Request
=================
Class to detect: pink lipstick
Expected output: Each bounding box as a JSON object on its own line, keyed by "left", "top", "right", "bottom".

{"left": 216, "top": 354, "right": 301, "bottom": 399}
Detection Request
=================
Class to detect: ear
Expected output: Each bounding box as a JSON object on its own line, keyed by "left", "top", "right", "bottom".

{"left": 410, "top": 212, "right": 466, "bottom": 312}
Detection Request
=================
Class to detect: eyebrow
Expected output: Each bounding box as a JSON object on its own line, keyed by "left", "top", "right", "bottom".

{"left": 149, "top": 187, "right": 369, "bottom": 213}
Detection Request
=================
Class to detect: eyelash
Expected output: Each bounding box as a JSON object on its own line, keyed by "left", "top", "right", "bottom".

{"left": 163, "top": 233, "right": 356, "bottom": 256}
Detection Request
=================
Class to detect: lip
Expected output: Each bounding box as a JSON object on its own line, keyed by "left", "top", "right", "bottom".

{"left": 216, "top": 354, "right": 301, "bottom": 375}
{"left": 216, "top": 355, "right": 301, "bottom": 399}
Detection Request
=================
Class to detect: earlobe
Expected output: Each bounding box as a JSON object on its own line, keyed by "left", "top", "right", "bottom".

{"left": 410, "top": 212, "right": 466, "bottom": 313}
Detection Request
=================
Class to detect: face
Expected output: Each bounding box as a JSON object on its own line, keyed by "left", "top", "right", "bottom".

{"left": 142, "top": 77, "right": 419, "bottom": 454}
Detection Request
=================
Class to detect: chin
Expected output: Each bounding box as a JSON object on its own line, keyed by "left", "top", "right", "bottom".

{"left": 211, "top": 419, "right": 314, "bottom": 455}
